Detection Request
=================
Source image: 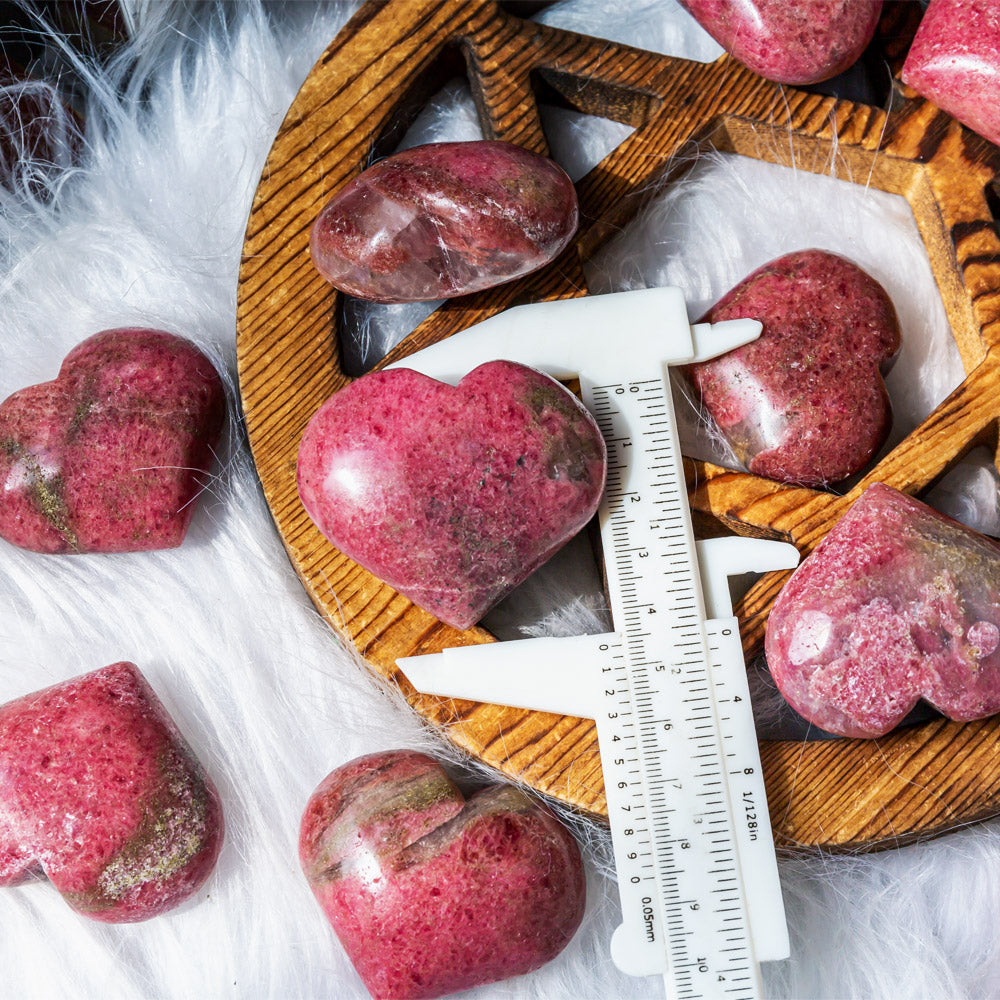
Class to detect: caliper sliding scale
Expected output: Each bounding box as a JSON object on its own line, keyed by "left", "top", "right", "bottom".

{"left": 392, "top": 288, "right": 800, "bottom": 1000}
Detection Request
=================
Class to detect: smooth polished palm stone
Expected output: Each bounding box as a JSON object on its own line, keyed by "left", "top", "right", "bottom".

{"left": 310, "top": 140, "right": 579, "bottom": 303}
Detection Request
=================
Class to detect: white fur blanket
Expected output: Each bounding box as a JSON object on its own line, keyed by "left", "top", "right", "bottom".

{"left": 1, "top": 1, "right": 999, "bottom": 997}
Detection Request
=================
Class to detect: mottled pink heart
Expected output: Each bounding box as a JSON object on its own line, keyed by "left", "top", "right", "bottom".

{"left": 0, "top": 327, "right": 226, "bottom": 553}
{"left": 297, "top": 360, "right": 606, "bottom": 630}
{"left": 902, "top": 0, "right": 1000, "bottom": 149}
{"left": 686, "top": 249, "right": 900, "bottom": 487}
{"left": 299, "top": 750, "right": 585, "bottom": 1000}
{"left": 0, "top": 662, "right": 224, "bottom": 922}
{"left": 766, "top": 484, "right": 1000, "bottom": 738}
{"left": 678, "top": 0, "right": 882, "bottom": 84}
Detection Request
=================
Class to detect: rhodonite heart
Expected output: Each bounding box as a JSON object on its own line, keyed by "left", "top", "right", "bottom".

{"left": 299, "top": 750, "right": 586, "bottom": 1000}
{"left": 0, "top": 327, "right": 226, "bottom": 553}
{"left": 685, "top": 249, "right": 901, "bottom": 486}
{"left": 297, "top": 360, "right": 606, "bottom": 630}
{"left": 0, "top": 661, "right": 224, "bottom": 921}
{"left": 765, "top": 483, "right": 1000, "bottom": 738}
{"left": 678, "top": 0, "right": 882, "bottom": 84}
{"left": 902, "top": 0, "right": 1000, "bottom": 149}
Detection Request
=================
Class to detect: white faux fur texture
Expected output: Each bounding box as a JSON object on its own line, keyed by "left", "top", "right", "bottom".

{"left": 2, "top": 2, "right": 1000, "bottom": 998}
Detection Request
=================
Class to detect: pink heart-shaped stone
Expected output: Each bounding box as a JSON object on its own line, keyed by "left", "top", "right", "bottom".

{"left": 0, "top": 327, "right": 226, "bottom": 553}
{"left": 297, "top": 360, "right": 606, "bottom": 630}
{"left": 765, "top": 483, "right": 1000, "bottom": 738}
{"left": 679, "top": 0, "right": 882, "bottom": 84}
{"left": 686, "top": 249, "right": 900, "bottom": 486}
{"left": 902, "top": 0, "right": 1000, "bottom": 149}
{"left": 299, "top": 750, "right": 586, "bottom": 1000}
{"left": 0, "top": 662, "right": 224, "bottom": 921}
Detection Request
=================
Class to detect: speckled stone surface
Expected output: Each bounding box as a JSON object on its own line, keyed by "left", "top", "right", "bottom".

{"left": 310, "top": 140, "right": 579, "bottom": 303}
{"left": 297, "top": 360, "right": 606, "bottom": 630}
{"left": 686, "top": 249, "right": 901, "bottom": 487}
{"left": 0, "top": 328, "right": 226, "bottom": 553}
{"left": 299, "top": 750, "right": 586, "bottom": 1000}
{"left": 0, "top": 662, "right": 224, "bottom": 921}
{"left": 679, "top": 0, "right": 882, "bottom": 84}
{"left": 766, "top": 484, "right": 1000, "bottom": 738}
{"left": 902, "top": 0, "right": 1000, "bottom": 148}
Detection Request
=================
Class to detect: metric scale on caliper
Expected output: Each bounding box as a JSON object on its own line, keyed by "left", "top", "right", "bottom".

{"left": 393, "top": 288, "right": 799, "bottom": 1000}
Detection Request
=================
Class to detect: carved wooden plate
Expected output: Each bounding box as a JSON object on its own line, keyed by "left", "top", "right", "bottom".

{"left": 235, "top": 0, "right": 1000, "bottom": 851}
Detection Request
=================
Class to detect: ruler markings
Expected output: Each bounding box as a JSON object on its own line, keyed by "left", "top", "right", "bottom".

{"left": 588, "top": 377, "right": 764, "bottom": 1000}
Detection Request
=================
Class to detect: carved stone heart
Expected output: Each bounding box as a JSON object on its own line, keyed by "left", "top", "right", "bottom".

{"left": 299, "top": 750, "right": 586, "bottom": 1000}
{"left": 678, "top": 0, "right": 882, "bottom": 84}
{"left": 0, "top": 662, "right": 224, "bottom": 921}
{"left": 297, "top": 360, "right": 606, "bottom": 630}
{"left": 902, "top": 0, "right": 1000, "bottom": 149}
{"left": 0, "top": 327, "right": 226, "bottom": 553}
{"left": 765, "top": 484, "right": 1000, "bottom": 738}
{"left": 686, "top": 249, "right": 901, "bottom": 487}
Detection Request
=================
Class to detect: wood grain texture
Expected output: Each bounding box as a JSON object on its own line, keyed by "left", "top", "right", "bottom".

{"left": 235, "top": 0, "right": 1000, "bottom": 852}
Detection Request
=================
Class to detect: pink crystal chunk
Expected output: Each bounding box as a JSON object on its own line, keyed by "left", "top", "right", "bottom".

{"left": 902, "top": 0, "right": 1000, "bottom": 149}
{"left": 299, "top": 750, "right": 586, "bottom": 1000}
{"left": 297, "top": 360, "right": 606, "bottom": 630}
{"left": 310, "top": 140, "right": 579, "bottom": 303}
{"left": 0, "top": 328, "right": 226, "bottom": 553}
{"left": 0, "top": 662, "right": 224, "bottom": 921}
{"left": 766, "top": 484, "right": 1000, "bottom": 738}
{"left": 679, "top": 0, "right": 882, "bottom": 84}
{"left": 686, "top": 249, "right": 901, "bottom": 486}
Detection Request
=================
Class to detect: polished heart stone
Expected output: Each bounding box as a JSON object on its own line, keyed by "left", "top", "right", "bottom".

{"left": 310, "top": 140, "right": 579, "bottom": 303}
{"left": 0, "top": 327, "right": 226, "bottom": 553}
{"left": 685, "top": 249, "right": 901, "bottom": 487}
{"left": 766, "top": 484, "right": 1000, "bottom": 738}
{"left": 299, "top": 750, "right": 586, "bottom": 1000}
{"left": 902, "top": 0, "right": 1000, "bottom": 148}
{"left": 0, "top": 662, "right": 224, "bottom": 921}
{"left": 679, "top": 0, "right": 882, "bottom": 84}
{"left": 297, "top": 360, "right": 606, "bottom": 630}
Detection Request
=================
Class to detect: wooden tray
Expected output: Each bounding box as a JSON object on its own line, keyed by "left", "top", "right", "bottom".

{"left": 235, "top": 0, "right": 1000, "bottom": 852}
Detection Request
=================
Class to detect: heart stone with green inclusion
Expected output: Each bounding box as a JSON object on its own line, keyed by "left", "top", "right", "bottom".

{"left": 0, "top": 662, "right": 223, "bottom": 921}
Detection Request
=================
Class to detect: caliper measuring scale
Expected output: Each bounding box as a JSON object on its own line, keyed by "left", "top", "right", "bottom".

{"left": 394, "top": 288, "right": 799, "bottom": 1000}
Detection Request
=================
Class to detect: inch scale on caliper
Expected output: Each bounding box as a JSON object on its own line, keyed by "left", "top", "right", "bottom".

{"left": 391, "top": 288, "right": 800, "bottom": 1000}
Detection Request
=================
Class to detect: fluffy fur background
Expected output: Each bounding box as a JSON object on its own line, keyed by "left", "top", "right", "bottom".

{"left": 2, "top": 1, "right": 1000, "bottom": 997}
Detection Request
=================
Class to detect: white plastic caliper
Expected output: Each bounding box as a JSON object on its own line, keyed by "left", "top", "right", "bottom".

{"left": 392, "top": 288, "right": 798, "bottom": 1000}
